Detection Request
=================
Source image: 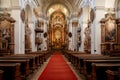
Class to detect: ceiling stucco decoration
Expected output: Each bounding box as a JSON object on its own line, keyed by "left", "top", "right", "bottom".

{"left": 33, "top": 8, "right": 39, "bottom": 18}
{"left": 20, "top": 9, "right": 25, "bottom": 23}
{"left": 77, "top": 7, "right": 83, "bottom": 17}
{"left": 39, "top": 0, "right": 82, "bottom": 18}
{"left": 72, "top": 20, "right": 78, "bottom": 27}
{"left": 50, "top": 11, "right": 66, "bottom": 25}
{"left": 90, "top": 9, "right": 95, "bottom": 23}
{"left": 47, "top": 4, "right": 69, "bottom": 17}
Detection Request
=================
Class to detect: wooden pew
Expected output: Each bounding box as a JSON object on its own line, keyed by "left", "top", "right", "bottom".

{"left": 83, "top": 59, "right": 120, "bottom": 78}
{"left": 0, "top": 49, "right": 10, "bottom": 56}
{"left": 71, "top": 53, "right": 87, "bottom": 70}
{"left": 0, "top": 70, "right": 4, "bottom": 80}
{"left": 10, "top": 54, "right": 40, "bottom": 68}
{"left": 70, "top": 53, "right": 120, "bottom": 75}
{"left": 106, "top": 68, "right": 120, "bottom": 80}
{"left": 0, "top": 63, "right": 21, "bottom": 80}
{"left": 0, "top": 51, "right": 51, "bottom": 80}
{"left": 82, "top": 57, "right": 120, "bottom": 70}
{"left": 64, "top": 51, "right": 120, "bottom": 80}
{"left": 64, "top": 51, "right": 102, "bottom": 71}
{"left": 73, "top": 54, "right": 109, "bottom": 73}
{"left": 91, "top": 63, "right": 120, "bottom": 80}
{"left": 8, "top": 52, "right": 49, "bottom": 70}
{"left": 29, "top": 51, "right": 51, "bottom": 65}
{"left": 64, "top": 50, "right": 88, "bottom": 69}
{"left": 0, "top": 56, "right": 36, "bottom": 71}
{"left": 0, "top": 59, "right": 30, "bottom": 76}
{"left": 39, "top": 51, "right": 51, "bottom": 62}
{"left": 26, "top": 53, "right": 47, "bottom": 66}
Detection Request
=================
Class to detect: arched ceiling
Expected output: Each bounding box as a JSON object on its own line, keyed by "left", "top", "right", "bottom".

{"left": 47, "top": 4, "right": 69, "bottom": 17}
{"left": 39, "top": 0, "right": 82, "bottom": 17}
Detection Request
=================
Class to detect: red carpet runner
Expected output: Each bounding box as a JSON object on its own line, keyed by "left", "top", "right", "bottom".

{"left": 38, "top": 52, "right": 78, "bottom": 80}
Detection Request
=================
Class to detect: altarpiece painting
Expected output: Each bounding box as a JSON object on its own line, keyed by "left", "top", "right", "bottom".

{"left": 100, "top": 13, "right": 120, "bottom": 56}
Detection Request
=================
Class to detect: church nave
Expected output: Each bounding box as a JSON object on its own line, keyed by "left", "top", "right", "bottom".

{"left": 0, "top": 0, "right": 120, "bottom": 80}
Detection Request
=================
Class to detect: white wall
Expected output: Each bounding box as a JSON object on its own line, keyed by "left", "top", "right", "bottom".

{"left": 92, "top": 0, "right": 105, "bottom": 54}
{"left": 78, "top": 0, "right": 106, "bottom": 54}
{"left": 105, "top": 0, "right": 115, "bottom": 8}
{"left": 0, "top": 0, "right": 11, "bottom": 8}
{"left": 13, "top": 0, "right": 37, "bottom": 53}
{"left": 11, "top": 9, "right": 25, "bottom": 54}
{"left": 93, "top": 8, "right": 105, "bottom": 54}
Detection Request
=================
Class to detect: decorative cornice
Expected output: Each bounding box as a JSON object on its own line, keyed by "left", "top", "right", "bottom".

{"left": 94, "top": 6, "right": 115, "bottom": 14}
{"left": 28, "top": 21, "right": 34, "bottom": 24}
{"left": 82, "top": 21, "right": 89, "bottom": 24}
{"left": 11, "top": 6, "right": 21, "bottom": 10}
{"left": 72, "top": 20, "right": 78, "bottom": 27}
{"left": 105, "top": 8, "right": 115, "bottom": 13}
{"left": 0, "top": 7, "right": 21, "bottom": 11}
{"left": 94, "top": 6, "right": 105, "bottom": 11}
{"left": 0, "top": 8, "right": 12, "bottom": 11}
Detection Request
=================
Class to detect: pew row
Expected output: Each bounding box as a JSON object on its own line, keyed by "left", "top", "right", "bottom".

{"left": 63, "top": 50, "right": 120, "bottom": 80}
{"left": 0, "top": 70, "right": 3, "bottom": 80}
{"left": 91, "top": 63, "right": 120, "bottom": 80}
{"left": 0, "top": 63, "right": 21, "bottom": 80}
{"left": 106, "top": 68, "right": 120, "bottom": 80}
{"left": 0, "top": 59, "right": 30, "bottom": 76}
{"left": 0, "top": 50, "right": 52, "bottom": 80}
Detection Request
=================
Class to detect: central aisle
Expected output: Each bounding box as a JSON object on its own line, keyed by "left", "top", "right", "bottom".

{"left": 38, "top": 52, "right": 78, "bottom": 80}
